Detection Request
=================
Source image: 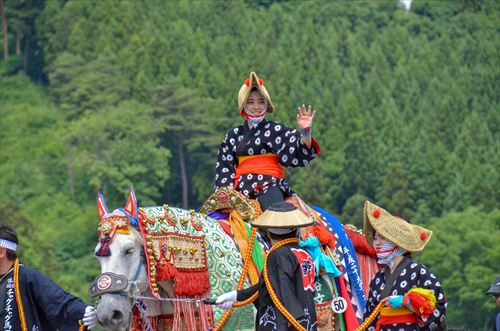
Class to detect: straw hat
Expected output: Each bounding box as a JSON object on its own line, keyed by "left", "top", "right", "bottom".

{"left": 251, "top": 202, "right": 313, "bottom": 230}
{"left": 363, "top": 201, "right": 432, "bottom": 252}
{"left": 238, "top": 72, "right": 275, "bottom": 114}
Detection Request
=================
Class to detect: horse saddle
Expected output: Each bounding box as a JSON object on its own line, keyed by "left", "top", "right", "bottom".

{"left": 89, "top": 272, "right": 129, "bottom": 298}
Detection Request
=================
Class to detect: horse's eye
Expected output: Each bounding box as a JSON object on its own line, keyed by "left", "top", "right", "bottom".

{"left": 124, "top": 248, "right": 135, "bottom": 256}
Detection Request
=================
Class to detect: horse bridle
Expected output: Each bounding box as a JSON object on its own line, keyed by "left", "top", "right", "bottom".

{"left": 89, "top": 251, "right": 145, "bottom": 300}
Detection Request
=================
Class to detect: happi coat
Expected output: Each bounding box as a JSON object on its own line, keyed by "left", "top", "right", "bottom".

{"left": 237, "top": 243, "right": 318, "bottom": 331}
{"left": 1, "top": 264, "right": 87, "bottom": 331}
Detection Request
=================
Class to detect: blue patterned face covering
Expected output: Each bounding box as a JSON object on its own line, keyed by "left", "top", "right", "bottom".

{"left": 243, "top": 109, "right": 266, "bottom": 128}
{"left": 248, "top": 117, "right": 264, "bottom": 128}
{"left": 376, "top": 240, "right": 406, "bottom": 268}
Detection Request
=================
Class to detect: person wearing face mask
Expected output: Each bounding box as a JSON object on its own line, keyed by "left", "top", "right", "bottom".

{"left": 361, "top": 201, "right": 447, "bottom": 331}
{"left": 214, "top": 72, "right": 320, "bottom": 211}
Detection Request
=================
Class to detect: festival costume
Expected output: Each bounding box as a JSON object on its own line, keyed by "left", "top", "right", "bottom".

{"left": 237, "top": 243, "right": 318, "bottom": 331}
{"left": 0, "top": 264, "right": 87, "bottom": 331}
{"left": 214, "top": 72, "right": 320, "bottom": 203}
{"left": 362, "top": 201, "right": 446, "bottom": 331}
{"left": 218, "top": 202, "right": 318, "bottom": 331}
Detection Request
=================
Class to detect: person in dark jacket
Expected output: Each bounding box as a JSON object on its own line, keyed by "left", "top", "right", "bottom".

{"left": 487, "top": 275, "right": 500, "bottom": 331}
{"left": 0, "top": 223, "right": 96, "bottom": 331}
{"left": 215, "top": 202, "right": 318, "bottom": 331}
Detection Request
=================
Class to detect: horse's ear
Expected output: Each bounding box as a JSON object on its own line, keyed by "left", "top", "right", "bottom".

{"left": 97, "top": 193, "right": 109, "bottom": 220}
{"left": 124, "top": 186, "right": 138, "bottom": 218}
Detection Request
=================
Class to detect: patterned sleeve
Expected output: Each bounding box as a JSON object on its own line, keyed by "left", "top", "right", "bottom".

{"left": 363, "top": 272, "right": 382, "bottom": 330}
{"left": 414, "top": 265, "right": 447, "bottom": 328}
{"left": 271, "top": 122, "right": 320, "bottom": 168}
{"left": 214, "top": 130, "right": 237, "bottom": 190}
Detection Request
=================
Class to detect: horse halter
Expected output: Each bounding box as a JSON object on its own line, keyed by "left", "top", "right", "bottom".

{"left": 89, "top": 259, "right": 144, "bottom": 299}
{"left": 91, "top": 207, "right": 146, "bottom": 300}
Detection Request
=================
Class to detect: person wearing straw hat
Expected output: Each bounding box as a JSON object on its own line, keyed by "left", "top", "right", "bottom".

{"left": 0, "top": 223, "right": 96, "bottom": 331}
{"left": 361, "top": 201, "right": 446, "bottom": 331}
{"left": 486, "top": 275, "right": 500, "bottom": 331}
{"left": 215, "top": 202, "right": 318, "bottom": 330}
{"left": 214, "top": 72, "right": 320, "bottom": 211}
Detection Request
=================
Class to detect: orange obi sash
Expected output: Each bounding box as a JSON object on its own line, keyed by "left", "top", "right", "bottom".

{"left": 234, "top": 154, "right": 285, "bottom": 187}
{"left": 375, "top": 307, "right": 418, "bottom": 331}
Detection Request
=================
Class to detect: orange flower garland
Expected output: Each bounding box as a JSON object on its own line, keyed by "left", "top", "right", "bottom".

{"left": 354, "top": 302, "right": 383, "bottom": 331}
{"left": 213, "top": 226, "right": 259, "bottom": 330}
{"left": 262, "top": 238, "right": 307, "bottom": 331}
{"left": 13, "top": 258, "right": 28, "bottom": 331}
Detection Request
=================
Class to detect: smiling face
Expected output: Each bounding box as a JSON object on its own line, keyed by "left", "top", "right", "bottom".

{"left": 244, "top": 89, "right": 267, "bottom": 116}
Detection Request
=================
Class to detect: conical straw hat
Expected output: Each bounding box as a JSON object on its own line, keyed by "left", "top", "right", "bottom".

{"left": 238, "top": 72, "right": 275, "bottom": 113}
{"left": 251, "top": 202, "right": 313, "bottom": 229}
{"left": 363, "top": 201, "right": 432, "bottom": 252}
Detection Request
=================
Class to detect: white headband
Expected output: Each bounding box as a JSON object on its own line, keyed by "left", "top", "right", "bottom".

{"left": 0, "top": 239, "right": 17, "bottom": 251}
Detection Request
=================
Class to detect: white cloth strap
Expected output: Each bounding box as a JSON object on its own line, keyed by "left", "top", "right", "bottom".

{"left": 0, "top": 239, "right": 17, "bottom": 251}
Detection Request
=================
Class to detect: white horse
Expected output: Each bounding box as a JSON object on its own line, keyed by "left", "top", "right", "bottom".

{"left": 92, "top": 187, "right": 255, "bottom": 331}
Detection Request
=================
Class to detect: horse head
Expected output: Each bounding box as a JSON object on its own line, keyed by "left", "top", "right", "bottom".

{"left": 92, "top": 187, "right": 149, "bottom": 331}
{"left": 91, "top": 187, "right": 257, "bottom": 330}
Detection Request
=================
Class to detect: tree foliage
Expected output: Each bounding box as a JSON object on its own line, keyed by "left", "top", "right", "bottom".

{"left": 1, "top": 1, "right": 498, "bottom": 328}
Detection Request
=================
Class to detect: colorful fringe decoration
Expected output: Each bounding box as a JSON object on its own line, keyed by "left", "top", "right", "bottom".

{"left": 313, "top": 224, "right": 336, "bottom": 249}
{"left": 245, "top": 222, "right": 264, "bottom": 273}
{"left": 173, "top": 291, "right": 213, "bottom": 331}
{"left": 229, "top": 210, "right": 262, "bottom": 284}
{"left": 95, "top": 234, "right": 112, "bottom": 257}
{"left": 174, "top": 270, "right": 211, "bottom": 297}
{"left": 343, "top": 227, "right": 376, "bottom": 257}
{"left": 155, "top": 259, "right": 177, "bottom": 281}
{"left": 405, "top": 287, "right": 437, "bottom": 318}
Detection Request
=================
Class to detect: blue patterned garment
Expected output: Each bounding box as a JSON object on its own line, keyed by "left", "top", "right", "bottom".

{"left": 214, "top": 119, "right": 319, "bottom": 199}
{"left": 364, "top": 260, "right": 447, "bottom": 331}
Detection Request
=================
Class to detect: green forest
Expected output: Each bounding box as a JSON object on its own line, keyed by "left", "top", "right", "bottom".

{"left": 0, "top": 0, "right": 498, "bottom": 329}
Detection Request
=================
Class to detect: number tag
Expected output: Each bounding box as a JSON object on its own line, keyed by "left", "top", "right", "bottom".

{"left": 331, "top": 297, "right": 347, "bottom": 314}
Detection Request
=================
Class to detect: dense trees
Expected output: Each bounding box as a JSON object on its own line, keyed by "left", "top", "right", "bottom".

{"left": 1, "top": 1, "right": 498, "bottom": 329}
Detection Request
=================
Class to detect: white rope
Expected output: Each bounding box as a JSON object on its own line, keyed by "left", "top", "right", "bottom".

{"left": 131, "top": 294, "right": 206, "bottom": 303}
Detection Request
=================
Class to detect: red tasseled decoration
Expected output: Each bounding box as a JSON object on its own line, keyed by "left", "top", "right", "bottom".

{"left": 344, "top": 227, "right": 377, "bottom": 257}
{"left": 130, "top": 306, "right": 143, "bottom": 331}
{"left": 259, "top": 78, "right": 264, "bottom": 86}
{"left": 244, "top": 79, "right": 250, "bottom": 86}
{"left": 373, "top": 209, "right": 380, "bottom": 218}
{"left": 173, "top": 291, "right": 213, "bottom": 331}
{"left": 406, "top": 292, "right": 436, "bottom": 318}
{"left": 156, "top": 261, "right": 177, "bottom": 281}
{"left": 313, "top": 225, "right": 336, "bottom": 249}
{"left": 174, "top": 270, "right": 211, "bottom": 296}
{"left": 420, "top": 232, "right": 427, "bottom": 240}
{"left": 96, "top": 235, "right": 112, "bottom": 257}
